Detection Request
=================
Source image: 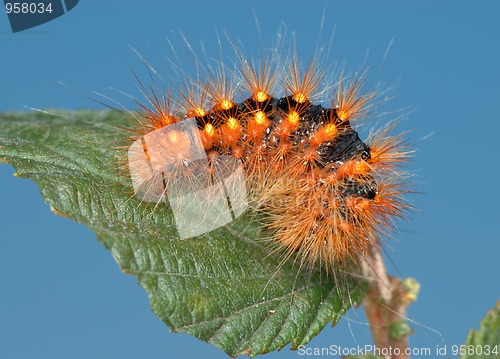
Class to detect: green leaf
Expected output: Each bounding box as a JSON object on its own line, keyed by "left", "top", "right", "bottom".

{"left": 460, "top": 301, "right": 500, "bottom": 359}
{"left": 0, "top": 110, "right": 366, "bottom": 357}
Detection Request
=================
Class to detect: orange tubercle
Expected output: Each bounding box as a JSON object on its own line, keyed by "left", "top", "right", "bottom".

{"left": 254, "top": 91, "right": 269, "bottom": 102}
{"left": 188, "top": 107, "right": 206, "bottom": 118}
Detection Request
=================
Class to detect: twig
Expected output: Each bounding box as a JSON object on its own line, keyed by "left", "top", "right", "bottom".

{"left": 360, "top": 247, "right": 420, "bottom": 359}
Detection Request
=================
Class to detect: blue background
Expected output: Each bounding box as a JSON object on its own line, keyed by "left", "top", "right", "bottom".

{"left": 1, "top": 1, "right": 499, "bottom": 358}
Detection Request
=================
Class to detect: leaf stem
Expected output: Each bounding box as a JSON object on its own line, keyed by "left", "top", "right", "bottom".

{"left": 361, "top": 248, "right": 420, "bottom": 359}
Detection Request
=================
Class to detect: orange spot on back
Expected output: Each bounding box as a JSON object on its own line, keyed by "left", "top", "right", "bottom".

{"left": 254, "top": 91, "right": 269, "bottom": 102}
{"left": 254, "top": 111, "right": 267, "bottom": 124}
{"left": 293, "top": 92, "right": 307, "bottom": 103}
{"left": 227, "top": 117, "right": 239, "bottom": 130}
{"left": 287, "top": 111, "right": 300, "bottom": 125}
{"left": 160, "top": 115, "right": 174, "bottom": 126}
{"left": 188, "top": 107, "right": 206, "bottom": 118}
{"left": 218, "top": 98, "right": 233, "bottom": 110}
{"left": 283, "top": 57, "right": 322, "bottom": 104}
{"left": 204, "top": 123, "right": 215, "bottom": 136}
{"left": 310, "top": 123, "right": 337, "bottom": 147}
{"left": 337, "top": 110, "right": 349, "bottom": 121}
{"left": 325, "top": 123, "right": 336, "bottom": 135}
{"left": 333, "top": 73, "right": 376, "bottom": 121}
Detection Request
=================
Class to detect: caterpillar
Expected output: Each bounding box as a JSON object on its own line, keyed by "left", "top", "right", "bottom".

{"left": 124, "top": 41, "right": 411, "bottom": 275}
